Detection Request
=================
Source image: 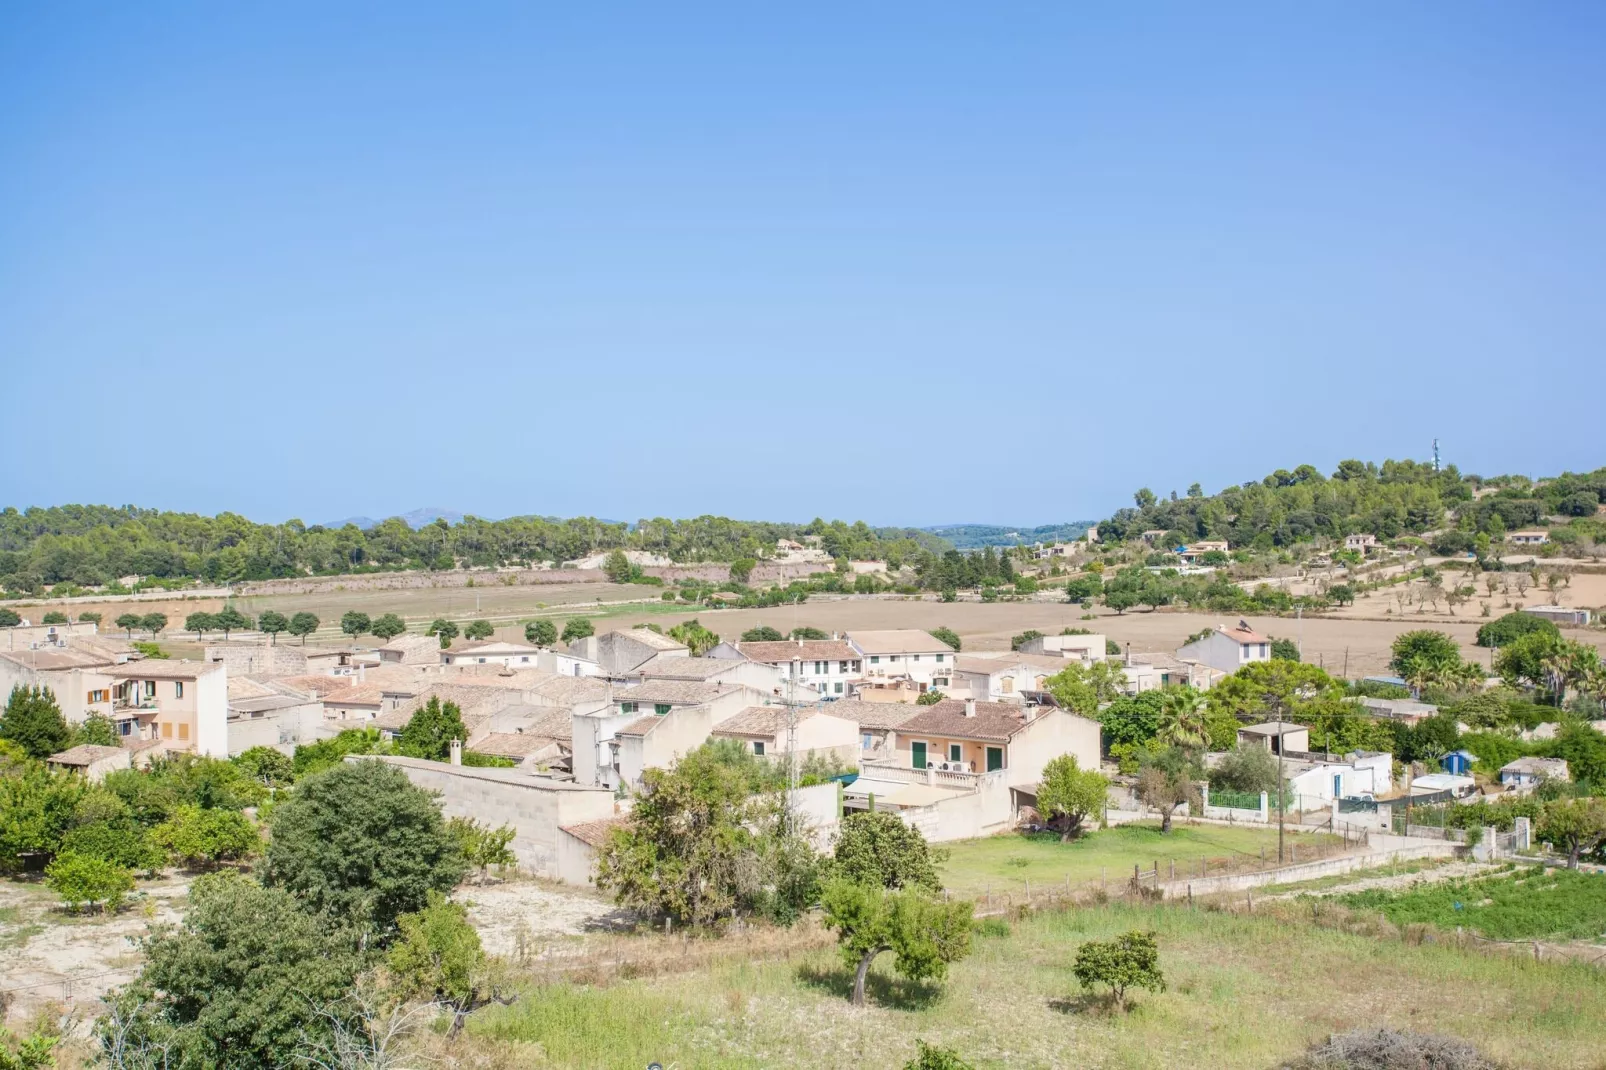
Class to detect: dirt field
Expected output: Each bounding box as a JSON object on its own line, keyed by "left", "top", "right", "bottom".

{"left": 0, "top": 875, "right": 188, "bottom": 1025}
{"left": 572, "top": 598, "right": 1604, "bottom": 677}
{"left": 55, "top": 565, "right": 1606, "bottom": 678}
{"left": 453, "top": 876, "right": 633, "bottom": 958}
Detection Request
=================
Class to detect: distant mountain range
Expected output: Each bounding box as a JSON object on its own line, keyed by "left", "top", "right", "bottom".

{"left": 320, "top": 510, "right": 1091, "bottom": 546}
{"left": 321, "top": 508, "right": 629, "bottom": 530}
{"left": 921, "top": 522, "right": 1095, "bottom": 549}
{"left": 323, "top": 506, "right": 465, "bottom": 530}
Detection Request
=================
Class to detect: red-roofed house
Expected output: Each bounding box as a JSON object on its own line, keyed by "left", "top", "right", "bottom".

{"left": 1176, "top": 620, "right": 1272, "bottom": 675}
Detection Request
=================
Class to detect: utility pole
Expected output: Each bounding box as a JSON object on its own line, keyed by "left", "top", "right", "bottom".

{"left": 1276, "top": 697, "right": 1286, "bottom": 864}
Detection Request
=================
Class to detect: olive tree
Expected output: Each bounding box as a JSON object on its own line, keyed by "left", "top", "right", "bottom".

{"left": 1036, "top": 755, "right": 1108, "bottom": 841}
{"left": 820, "top": 879, "right": 974, "bottom": 1006}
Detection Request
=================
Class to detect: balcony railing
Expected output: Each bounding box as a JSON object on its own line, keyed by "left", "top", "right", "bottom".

{"left": 859, "top": 758, "right": 989, "bottom": 790}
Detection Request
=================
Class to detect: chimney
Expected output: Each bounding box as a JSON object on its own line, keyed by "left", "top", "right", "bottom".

{"left": 964, "top": 699, "right": 976, "bottom": 718}
{"left": 449, "top": 739, "right": 462, "bottom": 766}
{"left": 1025, "top": 706, "right": 1038, "bottom": 723}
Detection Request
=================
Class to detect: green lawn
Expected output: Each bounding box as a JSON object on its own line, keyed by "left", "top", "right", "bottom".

{"left": 939, "top": 823, "right": 1330, "bottom": 896}
{"left": 1337, "top": 864, "right": 1606, "bottom": 941}
{"left": 463, "top": 901, "right": 1606, "bottom": 1069}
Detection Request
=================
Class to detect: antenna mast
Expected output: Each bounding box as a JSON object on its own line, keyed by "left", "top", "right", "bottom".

{"left": 1432, "top": 438, "right": 1441, "bottom": 473}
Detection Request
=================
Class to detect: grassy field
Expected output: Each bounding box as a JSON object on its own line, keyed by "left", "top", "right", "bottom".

{"left": 1336, "top": 864, "right": 1606, "bottom": 941}
{"left": 459, "top": 901, "right": 1606, "bottom": 1069}
{"left": 938, "top": 823, "right": 1334, "bottom": 896}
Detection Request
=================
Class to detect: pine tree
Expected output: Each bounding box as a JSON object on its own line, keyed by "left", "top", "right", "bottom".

{"left": 1, "top": 685, "right": 70, "bottom": 758}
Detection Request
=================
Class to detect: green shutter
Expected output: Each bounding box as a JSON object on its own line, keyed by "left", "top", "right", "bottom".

{"left": 986, "top": 747, "right": 1004, "bottom": 772}
{"left": 911, "top": 741, "right": 927, "bottom": 769}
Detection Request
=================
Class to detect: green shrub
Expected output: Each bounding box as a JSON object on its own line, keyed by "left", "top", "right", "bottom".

{"left": 46, "top": 850, "right": 134, "bottom": 912}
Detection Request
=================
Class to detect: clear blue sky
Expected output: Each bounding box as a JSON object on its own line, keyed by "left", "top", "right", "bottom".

{"left": 3, "top": 3, "right": 1603, "bottom": 528}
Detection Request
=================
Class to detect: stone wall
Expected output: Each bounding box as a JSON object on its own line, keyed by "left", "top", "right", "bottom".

{"left": 364, "top": 755, "right": 615, "bottom": 883}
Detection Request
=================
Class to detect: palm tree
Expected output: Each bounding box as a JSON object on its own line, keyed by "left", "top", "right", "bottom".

{"left": 1579, "top": 663, "right": 1606, "bottom": 715}
{"left": 1156, "top": 687, "right": 1209, "bottom": 750}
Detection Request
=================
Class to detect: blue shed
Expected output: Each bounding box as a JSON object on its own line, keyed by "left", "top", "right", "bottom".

{"left": 1441, "top": 750, "right": 1474, "bottom": 776}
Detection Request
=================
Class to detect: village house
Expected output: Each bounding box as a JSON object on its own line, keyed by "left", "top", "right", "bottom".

{"left": 710, "top": 705, "right": 860, "bottom": 764}
{"left": 0, "top": 646, "right": 125, "bottom": 727}
{"left": 1507, "top": 530, "right": 1549, "bottom": 546}
{"left": 471, "top": 708, "right": 575, "bottom": 772}
{"left": 847, "top": 629, "right": 955, "bottom": 689}
{"left": 108, "top": 660, "right": 229, "bottom": 757}
{"left": 805, "top": 699, "right": 920, "bottom": 757}
{"left": 1344, "top": 533, "right": 1379, "bottom": 553}
{"left": 850, "top": 678, "right": 926, "bottom": 704}
{"left": 946, "top": 655, "right": 1061, "bottom": 703}
{"left": 1016, "top": 632, "right": 1107, "bottom": 664}
{"left": 46, "top": 744, "right": 132, "bottom": 782}
{"left": 883, "top": 698, "right": 1099, "bottom": 778}
{"left": 1140, "top": 530, "right": 1170, "bottom": 544}
{"left": 442, "top": 638, "right": 542, "bottom": 668}
{"left": 570, "top": 681, "right": 776, "bottom": 791}
{"left": 1282, "top": 751, "right": 1393, "bottom": 810}
{"left": 1237, "top": 721, "right": 1309, "bottom": 755}
{"left": 1177, "top": 620, "right": 1272, "bottom": 675}
{"left": 0, "top": 619, "right": 101, "bottom": 649}
{"left": 845, "top": 699, "right": 1102, "bottom": 842}
{"left": 204, "top": 642, "right": 313, "bottom": 678}
{"left": 1500, "top": 757, "right": 1569, "bottom": 791}
{"left": 375, "top": 634, "right": 444, "bottom": 666}
{"left": 705, "top": 638, "right": 863, "bottom": 699}
{"left": 1176, "top": 540, "right": 1229, "bottom": 565}
{"left": 626, "top": 652, "right": 794, "bottom": 695}
{"left": 569, "top": 627, "right": 691, "bottom": 677}
{"left": 1122, "top": 651, "right": 1224, "bottom": 692}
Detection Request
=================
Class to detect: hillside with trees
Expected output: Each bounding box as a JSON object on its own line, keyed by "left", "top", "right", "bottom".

{"left": 922, "top": 522, "right": 1095, "bottom": 549}
{"left": 1098, "top": 459, "right": 1606, "bottom": 552}
{"left": 0, "top": 506, "right": 948, "bottom": 592}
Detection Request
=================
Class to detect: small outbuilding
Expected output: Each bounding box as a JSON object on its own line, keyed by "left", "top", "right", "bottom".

{"left": 46, "top": 744, "right": 131, "bottom": 783}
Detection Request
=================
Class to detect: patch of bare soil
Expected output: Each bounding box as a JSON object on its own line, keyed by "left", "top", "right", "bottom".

{"left": 0, "top": 876, "right": 188, "bottom": 1027}
{"left": 452, "top": 876, "right": 634, "bottom": 960}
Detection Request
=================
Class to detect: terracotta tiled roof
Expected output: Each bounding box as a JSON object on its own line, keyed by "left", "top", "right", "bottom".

{"left": 48, "top": 744, "right": 126, "bottom": 766}
{"left": 275, "top": 675, "right": 360, "bottom": 698}
{"left": 607, "top": 628, "right": 686, "bottom": 651}
{"left": 632, "top": 654, "right": 742, "bottom": 680}
{"left": 847, "top": 630, "right": 948, "bottom": 655}
{"left": 820, "top": 699, "right": 922, "bottom": 732}
{"left": 712, "top": 706, "right": 819, "bottom": 738}
{"left": 894, "top": 700, "right": 1035, "bottom": 743}
{"left": 473, "top": 732, "right": 567, "bottom": 758}
{"left": 617, "top": 680, "right": 754, "bottom": 706}
{"left": 109, "top": 660, "right": 222, "bottom": 680}
{"left": 614, "top": 715, "right": 663, "bottom": 737}
{"left": 445, "top": 639, "right": 539, "bottom": 655}
{"left": 736, "top": 640, "right": 859, "bottom": 663}
{"left": 561, "top": 818, "right": 624, "bottom": 848}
